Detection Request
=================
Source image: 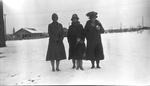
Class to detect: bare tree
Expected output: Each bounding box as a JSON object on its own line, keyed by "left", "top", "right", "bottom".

{"left": 0, "top": 0, "right": 6, "bottom": 47}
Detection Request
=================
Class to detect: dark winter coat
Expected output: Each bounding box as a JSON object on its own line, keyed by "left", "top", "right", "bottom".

{"left": 46, "top": 22, "right": 66, "bottom": 61}
{"left": 67, "top": 22, "right": 86, "bottom": 60}
{"left": 85, "top": 20, "right": 104, "bottom": 60}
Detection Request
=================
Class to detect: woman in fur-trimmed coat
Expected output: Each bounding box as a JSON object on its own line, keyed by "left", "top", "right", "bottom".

{"left": 67, "top": 14, "right": 86, "bottom": 70}
{"left": 85, "top": 11, "right": 105, "bottom": 69}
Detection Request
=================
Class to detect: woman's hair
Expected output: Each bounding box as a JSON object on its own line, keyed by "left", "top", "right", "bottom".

{"left": 71, "top": 14, "right": 79, "bottom": 21}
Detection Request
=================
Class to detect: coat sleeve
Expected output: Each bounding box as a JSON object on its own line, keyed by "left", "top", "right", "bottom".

{"left": 67, "top": 26, "right": 72, "bottom": 43}
{"left": 48, "top": 24, "right": 58, "bottom": 42}
{"left": 58, "top": 24, "right": 64, "bottom": 42}
{"left": 84, "top": 21, "right": 89, "bottom": 38}
{"left": 97, "top": 20, "right": 105, "bottom": 33}
{"left": 80, "top": 25, "right": 85, "bottom": 42}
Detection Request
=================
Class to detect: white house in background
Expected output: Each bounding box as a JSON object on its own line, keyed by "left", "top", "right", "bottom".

{"left": 14, "top": 28, "right": 45, "bottom": 40}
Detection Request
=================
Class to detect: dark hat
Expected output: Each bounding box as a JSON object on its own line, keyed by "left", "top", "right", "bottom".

{"left": 52, "top": 13, "right": 58, "bottom": 20}
{"left": 71, "top": 14, "right": 79, "bottom": 21}
{"left": 86, "top": 11, "right": 98, "bottom": 18}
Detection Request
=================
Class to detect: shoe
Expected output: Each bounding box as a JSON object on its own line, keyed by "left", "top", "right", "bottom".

{"left": 56, "top": 68, "right": 61, "bottom": 71}
{"left": 52, "top": 68, "right": 55, "bottom": 72}
{"left": 91, "top": 66, "right": 95, "bottom": 69}
{"left": 80, "top": 67, "right": 84, "bottom": 70}
{"left": 76, "top": 66, "right": 79, "bottom": 70}
{"left": 72, "top": 66, "right": 76, "bottom": 69}
{"left": 96, "top": 66, "right": 101, "bottom": 69}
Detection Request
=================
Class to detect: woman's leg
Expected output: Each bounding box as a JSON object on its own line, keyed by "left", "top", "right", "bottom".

{"left": 72, "top": 59, "right": 76, "bottom": 68}
{"left": 51, "top": 60, "right": 55, "bottom": 71}
{"left": 91, "top": 60, "right": 95, "bottom": 69}
{"left": 79, "top": 60, "right": 84, "bottom": 70}
{"left": 56, "top": 60, "right": 61, "bottom": 71}
{"left": 76, "top": 60, "right": 80, "bottom": 70}
{"left": 96, "top": 60, "right": 101, "bottom": 68}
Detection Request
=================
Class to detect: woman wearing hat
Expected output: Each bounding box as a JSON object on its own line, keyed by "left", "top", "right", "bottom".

{"left": 46, "top": 13, "right": 66, "bottom": 72}
{"left": 67, "top": 14, "right": 86, "bottom": 70}
{"left": 85, "top": 11, "right": 105, "bottom": 69}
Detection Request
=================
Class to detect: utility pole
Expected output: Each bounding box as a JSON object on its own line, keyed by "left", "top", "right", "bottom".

{"left": 142, "top": 16, "right": 144, "bottom": 28}
{"left": 13, "top": 27, "right": 15, "bottom": 35}
{"left": 0, "top": 0, "right": 6, "bottom": 47}
{"left": 3, "top": 13, "right": 6, "bottom": 35}
{"left": 120, "top": 22, "right": 122, "bottom": 29}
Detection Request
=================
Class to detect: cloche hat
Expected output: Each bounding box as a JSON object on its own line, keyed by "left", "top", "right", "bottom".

{"left": 86, "top": 11, "right": 98, "bottom": 18}
{"left": 52, "top": 13, "right": 58, "bottom": 20}
{"left": 71, "top": 14, "right": 79, "bottom": 21}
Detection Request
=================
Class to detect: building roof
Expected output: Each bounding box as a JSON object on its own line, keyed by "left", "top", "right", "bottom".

{"left": 14, "top": 28, "right": 42, "bottom": 35}
{"left": 22, "top": 28, "right": 42, "bottom": 33}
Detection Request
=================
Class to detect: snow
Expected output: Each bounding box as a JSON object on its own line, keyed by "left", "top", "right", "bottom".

{"left": 0, "top": 30, "right": 150, "bottom": 85}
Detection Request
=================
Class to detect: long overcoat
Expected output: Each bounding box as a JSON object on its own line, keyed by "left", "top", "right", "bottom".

{"left": 67, "top": 22, "right": 86, "bottom": 60}
{"left": 46, "top": 22, "right": 66, "bottom": 61}
{"left": 85, "top": 20, "right": 104, "bottom": 60}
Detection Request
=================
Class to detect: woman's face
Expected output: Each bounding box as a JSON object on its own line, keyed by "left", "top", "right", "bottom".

{"left": 53, "top": 17, "right": 58, "bottom": 22}
{"left": 72, "top": 18, "right": 78, "bottom": 23}
{"left": 91, "top": 17, "right": 96, "bottom": 22}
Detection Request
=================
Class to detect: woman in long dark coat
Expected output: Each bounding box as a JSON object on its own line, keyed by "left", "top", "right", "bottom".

{"left": 85, "top": 11, "right": 105, "bottom": 69}
{"left": 67, "top": 14, "right": 86, "bottom": 70}
{"left": 46, "top": 13, "right": 66, "bottom": 72}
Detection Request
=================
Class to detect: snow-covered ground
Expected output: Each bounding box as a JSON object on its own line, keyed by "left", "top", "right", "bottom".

{"left": 0, "top": 30, "right": 150, "bottom": 85}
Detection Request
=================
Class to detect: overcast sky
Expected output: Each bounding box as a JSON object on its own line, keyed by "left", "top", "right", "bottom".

{"left": 3, "top": 0, "right": 150, "bottom": 34}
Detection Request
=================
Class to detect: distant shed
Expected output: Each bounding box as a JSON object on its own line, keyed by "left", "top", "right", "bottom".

{"left": 14, "top": 28, "right": 45, "bottom": 39}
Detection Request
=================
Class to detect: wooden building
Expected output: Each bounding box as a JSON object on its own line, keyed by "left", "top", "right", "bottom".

{"left": 14, "top": 28, "right": 45, "bottom": 40}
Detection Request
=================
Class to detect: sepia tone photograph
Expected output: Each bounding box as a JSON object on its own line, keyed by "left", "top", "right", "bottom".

{"left": 0, "top": 0, "right": 150, "bottom": 85}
